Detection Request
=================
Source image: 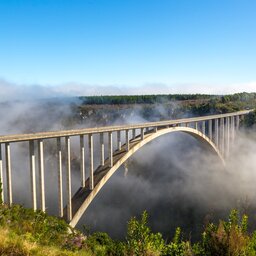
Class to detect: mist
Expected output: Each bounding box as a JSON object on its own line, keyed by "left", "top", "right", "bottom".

{"left": 0, "top": 86, "right": 255, "bottom": 242}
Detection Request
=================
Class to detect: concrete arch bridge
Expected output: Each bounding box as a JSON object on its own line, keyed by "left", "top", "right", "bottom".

{"left": 0, "top": 109, "right": 252, "bottom": 227}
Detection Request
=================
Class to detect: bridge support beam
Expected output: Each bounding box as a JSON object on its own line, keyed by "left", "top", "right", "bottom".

{"left": 132, "top": 129, "right": 136, "bottom": 139}
{"left": 231, "top": 116, "right": 235, "bottom": 142}
{"left": 236, "top": 115, "right": 240, "bottom": 130}
{"left": 202, "top": 121, "right": 206, "bottom": 135}
{"left": 29, "top": 141, "right": 37, "bottom": 211}
{"left": 0, "top": 144, "right": 3, "bottom": 203}
{"left": 220, "top": 118, "right": 225, "bottom": 155}
{"left": 126, "top": 130, "right": 130, "bottom": 151}
{"left": 141, "top": 128, "right": 144, "bottom": 140}
{"left": 117, "top": 131, "right": 121, "bottom": 151}
{"left": 225, "top": 117, "right": 230, "bottom": 158}
{"left": 5, "top": 143, "right": 12, "bottom": 206}
{"left": 100, "top": 133, "right": 104, "bottom": 166}
{"left": 208, "top": 120, "right": 213, "bottom": 140}
{"left": 80, "top": 135, "right": 86, "bottom": 187}
{"left": 65, "top": 136, "right": 72, "bottom": 222}
{"left": 57, "top": 138, "right": 63, "bottom": 217}
{"left": 38, "top": 139, "right": 45, "bottom": 212}
{"left": 89, "top": 134, "right": 94, "bottom": 190}
{"left": 108, "top": 132, "right": 113, "bottom": 167}
{"left": 215, "top": 119, "right": 219, "bottom": 148}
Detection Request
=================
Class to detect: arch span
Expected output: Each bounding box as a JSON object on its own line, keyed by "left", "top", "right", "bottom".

{"left": 68, "top": 126, "right": 224, "bottom": 227}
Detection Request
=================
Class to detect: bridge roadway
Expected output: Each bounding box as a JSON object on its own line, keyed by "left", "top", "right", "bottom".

{"left": 0, "top": 109, "right": 251, "bottom": 143}
{"left": 0, "top": 109, "right": 253, "bottom": 227}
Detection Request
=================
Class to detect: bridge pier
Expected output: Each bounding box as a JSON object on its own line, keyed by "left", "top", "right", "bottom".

{"left": 195, "top": 122, "right": 198, "bottom": 130}
{"left": 108, "top": 132, "right": 113, "bottom": 167}
{"left": 80, "top": 135, "right": 86, "bottom": 187}
{"left": 38, "top": 139, "right": 45, "bottom": 212}
{"left": 5, "top": 143, "right": 12, "bottom": 206}
{"left": 117, "top": 131, "right": 121, "bottom": 151}
{"left": 202, "top": 121, "right": 206, "bottom": 135}
{"left": 236, "top": 115, "right": 240, "bottom": 130}
{"left": 0, "top": 144, "right": 3, "bottom": 203}
{"left": 126, "top": 130, "right": 130, "bottom": 151}
{"left": 214, "top": 119, "right": 219, "bottom": 148}
{"left": 89, "top": 134, "right": 94, "bottom": 190}
{"left": 29, "top": 140, "right": 37, "bottom": 211}
{"left": 57, "top": 138, "right": 63, "bottom": 217}
{"left": 208, "top": 120, "right": 213, "bottom": 140}
{"left": 141, "top": 128, "right": 144, "bottom": 140}
{"left": 100, "top": 133, "right": 104, "bottom": 166}
{"left": 132, "top": 129, "right": 136, "bottom": 139}
{"left": 65, "top": 136, "right": 72, "bottom": 222}
{"left": 225, "top": 117, "right": 230, "bottom": 158}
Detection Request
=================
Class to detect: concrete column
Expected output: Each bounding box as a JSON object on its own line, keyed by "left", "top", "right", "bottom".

{"left": 195, "top": 122, "right": 198, "bottom": 130}
{"left": 202, "top": 121, "right": 206, "bottom": 135}
{"left": 57, "top": 138, "right": 63, "bottom": 217}
{"left": 132, "top": 129, "right": 136, "bottom": 139}
{"left": 126, "top": 130, "right": 130, "bottom": 151}
{"left": 80, "top": 135, "right": 85, "bottom": 187}
{"left": 100, "top": 133, "right": 104, "bottom": 166}
{"left": 141, "top": 128, "right": 144, "bottom": 140}
{"left": 226, "top": 117, "right": 230, "bottom": 158}
{"left": 236, "top": 115, "right": 240, "bottom": 130}
{"left": 231, "top": 116, "right": 235, "bottom": 142}
{"left": 117, "top": 131, "right": 121, "bottom": 151}
{"left": 38, "top": 139, "right": 45, "bottom": 212}
{"left": 215, "top": 119, "right": 219, "bottom": 147}
{"left": 185, "top": 123, "right": 188, "bottom": 127}
{"left": 5, "top": 143, "right": 12, "bottom": 206}
{"left": 208, "top": 120, "right": 213, "bottom": 140}
{"left": 0, "top": 144, "right": 4, "bottom": 203}
{"left": 154, "top": 126, "right": 158, "bottom": 132}
{"left": 108, "top": 132, "right": 113, "bottom": 167}
{"left": 65, "top": 136, "right": 72, "bottom": 221}
{"left": 220, "top": 118, "right": 225, "bottom": 155}
{"left": 88, "top": 134, "right": 94, "bottom": 190}
{"left": 29, "top": 140, "right": 37, "bottom": 211}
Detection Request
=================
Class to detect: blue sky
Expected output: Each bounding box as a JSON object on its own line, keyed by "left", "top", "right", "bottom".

{"left": 0, "top": 0, "right": 256, "bottom": 94}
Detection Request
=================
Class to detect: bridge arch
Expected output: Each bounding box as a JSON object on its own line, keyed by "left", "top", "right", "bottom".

{"left": 69, "top": 126, "right": 224, "bottom": 227}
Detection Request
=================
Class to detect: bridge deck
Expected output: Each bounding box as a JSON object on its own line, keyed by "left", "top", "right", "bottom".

{"left": 0, "top": 109, "right": 251, "bottom": 143}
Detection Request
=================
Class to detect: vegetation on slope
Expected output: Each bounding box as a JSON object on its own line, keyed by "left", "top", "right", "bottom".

{"left": 2, "top": 203, "right": 256, "bottom": 255}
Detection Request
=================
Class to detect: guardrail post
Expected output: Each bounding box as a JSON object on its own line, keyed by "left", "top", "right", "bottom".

{"left": 117, "top": 131, "right": 121, "bottom": 151}
{"left": 108, "top": 132, "right": 113, "bottom": 167}
{"left": 89, "top": 134, "right": 94, "bottom": 190}
{"left": 57, "top": 138, "right": 63, "bottom": 217}
{"left": 29, "top": 140, "right": 37, "bottom": 211}
{"left": 38, "top": 139, "right": 45, "bottom": 212}
{"left": 65, "top": 136, "right": 72, "bottom": 221}
{"left": 80, "top": 135, "right": 85, "bottom": 187}
{"left": 195, "top": 122, "right": 198, "bottom": 130}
